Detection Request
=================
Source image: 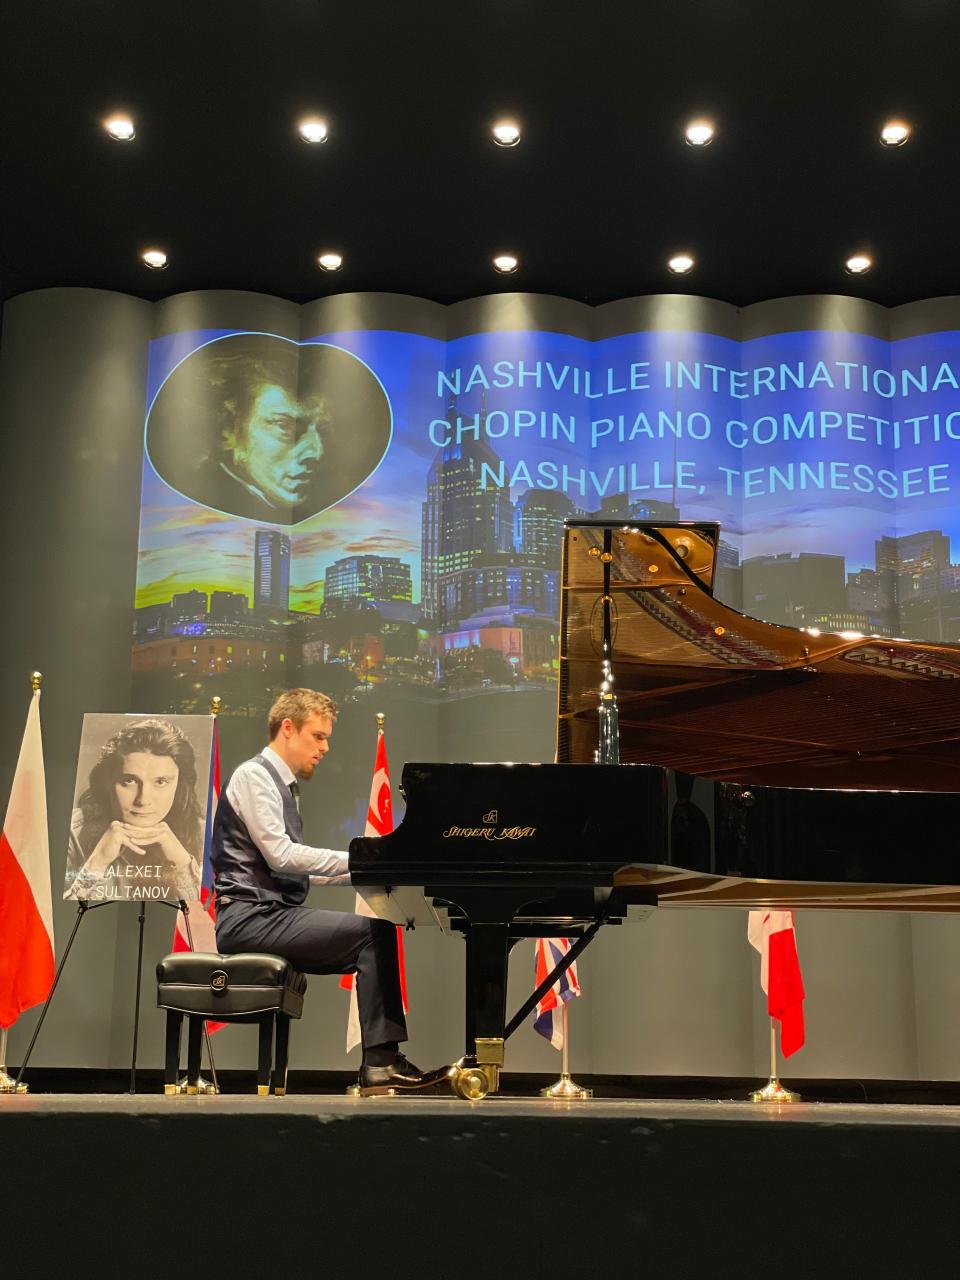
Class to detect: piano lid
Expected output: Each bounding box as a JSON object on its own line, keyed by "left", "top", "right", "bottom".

{"left": 558, "top": 521, "right": 960, "bottom": 792}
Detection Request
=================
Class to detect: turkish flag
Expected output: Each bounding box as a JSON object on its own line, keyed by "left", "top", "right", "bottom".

{"left": 340, "top": 726, "right": 408, "bottom": 1051}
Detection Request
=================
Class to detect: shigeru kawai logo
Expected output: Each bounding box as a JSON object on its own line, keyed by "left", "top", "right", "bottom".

{"left": 442, "top": 811, "right": 536, "bottom": 840}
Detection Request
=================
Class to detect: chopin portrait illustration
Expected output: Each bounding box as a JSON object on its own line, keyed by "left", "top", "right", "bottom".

{"left": 146, "top": 333, "right": 393, "bottom": 524}
{"left": 63, "top": 715, "right": 213, "bottom": 904}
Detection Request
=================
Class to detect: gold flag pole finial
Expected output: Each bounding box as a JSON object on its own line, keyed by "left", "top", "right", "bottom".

{"left": 376, "top": 712, "right": 385, "bottom": 731}
{"left": 209, "top": 696, "right": 222, "bottom": 717}
{"left": 30, "top": 671, "right": 43, "bottom": 691}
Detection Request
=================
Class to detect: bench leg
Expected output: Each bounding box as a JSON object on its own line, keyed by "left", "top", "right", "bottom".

{"left": 257, "top": 1014, "right": 274, "bottom": 1097}
{"left": 186, "top": 1017, "right": 203, "bottom": 1094}
{"left": 164, "top": 1012, "right": 183, "bottom": 1096}
{"left": 272, "top": 1014, "right": 291, "bottom": 1097}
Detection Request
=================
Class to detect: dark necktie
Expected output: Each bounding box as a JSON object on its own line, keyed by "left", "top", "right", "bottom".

{"left": 289, "top": 779, "right": 301, "bottom": 814}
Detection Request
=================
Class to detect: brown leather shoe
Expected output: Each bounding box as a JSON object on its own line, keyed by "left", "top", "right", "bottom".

{"left": 357, "top": 1058, "right": 455, "bottom": 1097}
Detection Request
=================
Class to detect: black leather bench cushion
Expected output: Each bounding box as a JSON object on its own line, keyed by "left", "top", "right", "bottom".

{"left": 156, "top": 951, "right": 306, "bottom": 1019}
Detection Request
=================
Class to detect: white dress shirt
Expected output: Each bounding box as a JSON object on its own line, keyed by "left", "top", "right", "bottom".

{"left": 225, "top": 745, "right": 351, "bottom": 886}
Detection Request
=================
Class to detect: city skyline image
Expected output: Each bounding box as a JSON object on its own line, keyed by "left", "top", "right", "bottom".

{"left": 132, "top": 324, "right": 960, "bottom": 722}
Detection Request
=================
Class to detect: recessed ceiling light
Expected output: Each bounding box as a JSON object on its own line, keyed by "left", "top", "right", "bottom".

{"left": 104, "top": 115, "right": 136, "bottom": 141}
{"left": 141, "top": 248, "right": 168, "bottom": 270}
{"left": 492, "top": 253, "right": 519, "bottom": 274}
{"left": 492, "top": 120, "right": 521, "bottom": 147}
{"left": 298, "top": 117, "right": 328, "bottom": 144}
{"left": 684, "top": 119, "right": 714, "bottom": 147}
{"left": 667, "top": 253, "right": 695, "bottom": 274}
{"left": 880, "top": 120, "right": 911, "bottom": 147}
{"left": 845, "top": 253, "right": 873, "bottom": 275}
{"left": 317, "top": 251, "right": 343, "bottom": 271}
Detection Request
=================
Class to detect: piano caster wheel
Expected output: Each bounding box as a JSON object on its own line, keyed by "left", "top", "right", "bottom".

{"left": 453, "top": 1065, "right": 491, "bottom": 1101}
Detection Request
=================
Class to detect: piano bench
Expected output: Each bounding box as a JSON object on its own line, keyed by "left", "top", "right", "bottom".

{"left": 156, "top": 952, "right": 307, "bottom": 1097}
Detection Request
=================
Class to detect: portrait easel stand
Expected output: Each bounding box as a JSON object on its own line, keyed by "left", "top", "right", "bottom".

{"left": 12, "top": 895, "right": 218, "bottom": 1095}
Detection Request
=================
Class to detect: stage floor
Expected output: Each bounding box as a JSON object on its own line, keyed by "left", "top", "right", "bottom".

{"left": 6, "top": 1091, "right": 959, "bottom": 1278}
{"left": 6, "top": 1090, "right": 960, "bottom": 1126}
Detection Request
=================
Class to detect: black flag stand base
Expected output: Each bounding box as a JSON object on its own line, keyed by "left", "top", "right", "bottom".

{"left": 12, "top": 897, "right": 219, "bottom": 1096}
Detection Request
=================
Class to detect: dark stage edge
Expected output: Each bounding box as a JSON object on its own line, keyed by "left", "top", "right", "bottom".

{"left": 5, "top": 1092, "right": 960, "bottom": 1279}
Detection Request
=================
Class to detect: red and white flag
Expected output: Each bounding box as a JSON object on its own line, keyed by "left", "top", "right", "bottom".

{"left": 340, "top": 724, "right": 408, "bottom": 1052}
{"left": 0, "top": 688, "right": 55, "bottom": 1029}
{"left": 748, "top": 910, "right": 805, "bottom": 1057}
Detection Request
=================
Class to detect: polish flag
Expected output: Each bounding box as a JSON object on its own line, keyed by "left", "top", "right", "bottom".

{"left": 0, "top": 688, "right": 54, "bottom": 1029}
{"left": 748, "top": 910, "right": 805, "bottom": 1057}
{"left": 340, "top": 725, "right": 408, "bottom": 1052}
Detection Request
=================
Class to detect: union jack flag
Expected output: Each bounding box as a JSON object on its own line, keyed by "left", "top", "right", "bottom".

{"left": 533, "top": 937, "right": 581, "bottom": 1050}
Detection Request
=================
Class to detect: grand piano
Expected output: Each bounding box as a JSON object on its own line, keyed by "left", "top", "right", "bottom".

{"left": 349, "top": 521, "right": 960, "bottom": 1098}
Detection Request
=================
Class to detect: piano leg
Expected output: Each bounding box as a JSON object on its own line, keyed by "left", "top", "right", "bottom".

{"left": 429, "top": 886, "right": 555, "bottom": 1100}
{"left": 454, "top": 922, "right": 509, "bottom": 1100}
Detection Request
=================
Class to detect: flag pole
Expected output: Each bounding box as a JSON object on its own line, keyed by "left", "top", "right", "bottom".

{"left": 201, "top": 696, "right": 223, "bottom": 1089}
{"left": 345, "top": 711, "right": 386, "bottom": 1097}
{"left": 2, "top": 671, "right": 47, "bottom": 1094}
{"left": 0, "top": 1026, "right": 27, "bottom": 1093}
{"left": 169, "top": 697, "right": 223, "bottom": 1095}
{"left": 540, "top": 1000, "right": 592, "bottom": 1100}
{"left": 178, "top": 695, "right": 222, "bottom": 1096}
{"left": 750, "top": 1017, "right": 800, "bottom": 1103}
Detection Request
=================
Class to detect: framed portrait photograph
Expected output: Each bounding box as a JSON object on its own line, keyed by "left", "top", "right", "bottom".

{"left": 63, "top": 714, "right": 215, "bottom": 904}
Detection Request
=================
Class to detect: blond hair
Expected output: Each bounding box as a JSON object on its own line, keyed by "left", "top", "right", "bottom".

{"left": 268, "top": 688, "right": 338, "bottom": 740}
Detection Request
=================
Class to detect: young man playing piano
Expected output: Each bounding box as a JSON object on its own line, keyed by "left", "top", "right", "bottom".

{"left": 211, "top": 687, "right": 448, "bottom": 1095}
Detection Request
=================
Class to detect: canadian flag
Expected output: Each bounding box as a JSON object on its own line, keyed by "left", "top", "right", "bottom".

{"left": 0, "top": 688, "right": 55, "bottom": 1029}
{"left": 340, "top": 725, "right": 407, "bottom": 1052}
{"left": 748, "top": 910, "right": 805, "bottom": 1057}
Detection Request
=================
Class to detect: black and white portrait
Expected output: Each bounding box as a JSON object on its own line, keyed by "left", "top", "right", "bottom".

{"left": 63, "top": 714, "right": 214, "bottom": 903}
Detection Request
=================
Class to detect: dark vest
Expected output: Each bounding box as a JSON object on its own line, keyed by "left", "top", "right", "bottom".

{"left": 211, "top": 754, "right": 307, "bottom": 906}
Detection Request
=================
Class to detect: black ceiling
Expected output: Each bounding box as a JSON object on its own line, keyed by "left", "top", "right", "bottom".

{"left": 3, "top": 0, "right": 959, "bottom": 309}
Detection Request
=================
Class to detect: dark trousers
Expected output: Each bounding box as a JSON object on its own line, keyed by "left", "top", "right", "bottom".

{"left": 216, "top": 899, "right": 407, "bottom": 1049}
